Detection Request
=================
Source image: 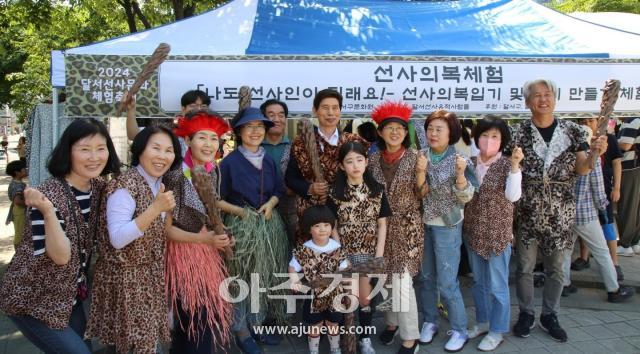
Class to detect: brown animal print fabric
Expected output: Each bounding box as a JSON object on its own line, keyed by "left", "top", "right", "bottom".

{"left": 86, "top": 168, "right": 170, "bottom": 354}
{"left": 290, "top": 130, "right": 367, "bottom": 243}
{"left": 328, "top": 183, "right": 390, "bottom": 257}
{"left": 510, "top": 119, "right": 589, "bottom": 255}
{"left": 0, "top": 177, "right": 106, "bottom": 329}
{"left": 294, "top": 245, "right": 347, "bottom": 312}
{"left": 463, "top": 156, "right": 514, "bottom": 259}
{"left": 369, "top": 149, "right": 424, "bottom": 278}
{"left": 163, "top": 168, "right": 212, "bottom": 233}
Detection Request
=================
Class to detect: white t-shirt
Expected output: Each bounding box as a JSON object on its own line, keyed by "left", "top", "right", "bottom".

{"left": 289, "top": 238, "right": 349, "bottom": 272}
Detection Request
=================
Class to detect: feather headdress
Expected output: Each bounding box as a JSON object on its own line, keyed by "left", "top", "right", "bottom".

{"left": 371, "top": 100, "right": 413, "bottom": 126}
{"left": 174, "top": 110, "right": 230, "bottom": 138}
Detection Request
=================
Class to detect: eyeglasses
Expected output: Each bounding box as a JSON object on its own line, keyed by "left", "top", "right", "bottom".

{"left": 426, "top": 128, "right": 445, "bottom": 135}
{"left": 383, "top": 126, "right": 406, "bottom": 133}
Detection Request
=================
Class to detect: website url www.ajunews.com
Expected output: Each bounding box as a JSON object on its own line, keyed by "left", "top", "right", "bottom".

{"left": 253, "top": 324, "right": 376, "bottom": 337}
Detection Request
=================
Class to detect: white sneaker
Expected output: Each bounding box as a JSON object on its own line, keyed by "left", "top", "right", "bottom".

{"left": 444, "top": 330, "right": 469, "bottom": 352}
{"left": 477, "top": 333, "right": 504, "bottom": 352}
{"left": 329, "top": 349, "right": 341, "bottom": 354}
{"left": 632, "top": 245, "right": 640, "bottom": 255}
{"left": 419, "top": 322, "right": 438, "bottom": 344}
{"left": 467, "top": 322, "right": 489, "bottom": 339}
{"left": 359, "top": 338, "right": 375, "bottom": 354}
{"left": 617, "top": 246, "right": 634, "bottom": 257}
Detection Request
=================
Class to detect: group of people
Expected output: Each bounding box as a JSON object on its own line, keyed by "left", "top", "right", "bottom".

{"left": 0, "top": 79, "right": 638, "bottom": 354}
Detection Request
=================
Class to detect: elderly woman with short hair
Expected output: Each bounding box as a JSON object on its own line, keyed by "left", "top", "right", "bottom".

{"left": 417, "top": 110, "right": 478, "bottom": 353}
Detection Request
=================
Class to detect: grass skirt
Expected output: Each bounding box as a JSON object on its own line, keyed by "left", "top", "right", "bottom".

{"left": 166, "top": 240, "right": 232, "bottom": 347}
{"left": 224, "top": 207, "right": 289, "bottom": 325}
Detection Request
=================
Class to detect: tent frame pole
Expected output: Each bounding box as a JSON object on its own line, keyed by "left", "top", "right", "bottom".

{"left": 52, "top": 87, "right": 58, "bottom": 141}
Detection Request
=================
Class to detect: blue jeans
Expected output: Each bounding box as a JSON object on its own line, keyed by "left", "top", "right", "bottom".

{"left": 9, "top": 302, "right": 91, "bottom": 354}
{"left": 467, "top": 245, "right": 511, "bottom": 333}
{"left": 231, "top": 297, "right": 262, "bottom": 333}
{"left": 419, "top": 223, "right": 468, "bottom": 334}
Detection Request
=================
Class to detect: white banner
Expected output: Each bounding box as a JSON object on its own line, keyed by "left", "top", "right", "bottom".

{"left": 158, "top": 59, "right": 640, "bottom": 114}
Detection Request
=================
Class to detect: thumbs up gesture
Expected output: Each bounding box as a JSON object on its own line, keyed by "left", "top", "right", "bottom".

{"left": 455, "top": 154, "right": 467, "bottom": 177}
{"left": 152, "top": 183, "right": 176, "bottom": 214}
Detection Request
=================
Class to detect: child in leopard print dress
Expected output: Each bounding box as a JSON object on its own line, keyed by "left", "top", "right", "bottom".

{"left": 289, "top": 205, "right": 349, "bottom": 354}
{"left": 327, "top": 141, "right": 392, "bottom": 354}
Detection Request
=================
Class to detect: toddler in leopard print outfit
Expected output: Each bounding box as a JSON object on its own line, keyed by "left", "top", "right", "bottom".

{"left": 289, "top": 205, "right": 349, "bottom": 354}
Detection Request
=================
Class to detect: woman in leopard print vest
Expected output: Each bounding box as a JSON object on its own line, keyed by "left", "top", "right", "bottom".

{"left": 0, "top": 119, "right": 120, "bottom": 354}
{"left": 87, "top": 126, "right": 181, "bottom": 353}
{"left": 417, "top": 110, "right": 478, "bottom": 353}
{"left": 163, "top": 110, "right": 235, "bottom": 353}
{"left": 368, "top": 101, "right": 427, "bottom": 354}
{"left": 463, "top": 116, "right": 523, "bottom": 351}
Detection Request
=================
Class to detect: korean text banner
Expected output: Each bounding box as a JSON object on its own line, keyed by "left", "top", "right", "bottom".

{"left": 65, "top": 55, "right": 640, "bottom": 118}
{"left": 65, "top": 54, "right": 167, "bottom": 118}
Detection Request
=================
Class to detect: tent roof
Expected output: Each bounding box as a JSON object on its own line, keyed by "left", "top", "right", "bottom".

{"left": 66, "top": 0, "right": 258, "bottom": 56}
{"left": 64, "top": 0, "right": 640, "bottom": 57}
{"left": 52, "top": 0, "right": 640, "bottom": 86}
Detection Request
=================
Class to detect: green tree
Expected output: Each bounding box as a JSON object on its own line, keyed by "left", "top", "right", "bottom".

{"left": 1, "top": 0, "right": 229, "bottom": 122}
{"left": 550, "top": 0, "right": 640, "bottom": 15}
{"left": 1, "top": 0, "right": 128, "bottom": 121}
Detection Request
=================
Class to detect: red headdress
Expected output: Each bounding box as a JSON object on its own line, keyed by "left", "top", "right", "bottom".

{"left": 371, "top": 100, "right": 413, "bottom": 126}
{"left": 174, "top": 111, "right": 230, "bottom": 138}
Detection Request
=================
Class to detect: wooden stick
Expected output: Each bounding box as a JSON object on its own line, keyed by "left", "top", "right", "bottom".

{"left": 116, "top": 42, "right": 171, "bottom": 117}
{"left": 300, "top": 118, "right": 325, "bottom": 183}
{"left": 590, "top": 79, "right": 621, "bottom": 168}
{"left": 238, "top": 86, "right": 252, "bottom": 112}
{"left": 191, "top": 166, "right": 233, "bottom": 260}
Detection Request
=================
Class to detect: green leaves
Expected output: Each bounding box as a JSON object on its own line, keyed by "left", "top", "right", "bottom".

{"left": 550, "top": 0, "right": 640, "bottom": 15}
{"left": 1, "top": 0, "right": 229, "bottom": 122}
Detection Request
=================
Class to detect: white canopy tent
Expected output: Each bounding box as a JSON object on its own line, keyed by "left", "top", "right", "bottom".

{"left": 569, "top": 11, "right": 640, "bottom": 35}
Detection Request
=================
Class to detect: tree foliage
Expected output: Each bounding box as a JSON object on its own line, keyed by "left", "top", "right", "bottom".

{"left": 0, "top": 0, "right": 228, "bottom": 122}
{"left": 550, "top": 0, "right": 640, "bottom": 15}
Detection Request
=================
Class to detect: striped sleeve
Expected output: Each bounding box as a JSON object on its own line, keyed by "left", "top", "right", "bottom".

{"left": 31, "top": 208, "right": 64, "bottom": 256}
{"left": 73, "top": 188, "right": 92, "bottom": 222}
{"left": 618, "top": 118, "right": 640, "bottom": 145}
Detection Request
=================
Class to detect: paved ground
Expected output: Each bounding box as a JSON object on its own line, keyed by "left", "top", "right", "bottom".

{"left": 0, "top": 133, "right": 639, "bottom": 353}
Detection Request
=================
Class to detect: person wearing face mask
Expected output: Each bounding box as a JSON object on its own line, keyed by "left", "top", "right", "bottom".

{"left": 87, "top": 125, "right": 182, "bottom": 353}
{"left": 462, "top": 116, "right": 523, "bottom": 351}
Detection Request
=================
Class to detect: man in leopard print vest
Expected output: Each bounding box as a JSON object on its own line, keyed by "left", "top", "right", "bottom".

{"left": 286, "top": 89, "right": 368, "bottom": 245}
